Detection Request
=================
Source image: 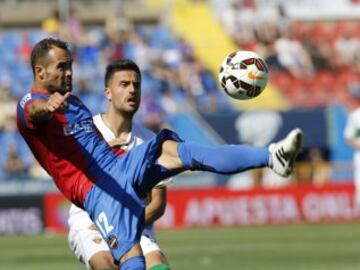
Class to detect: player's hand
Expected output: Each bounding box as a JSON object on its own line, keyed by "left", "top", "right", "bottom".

{"left": 45, "top": 92, "right": 70, "bottom": 113}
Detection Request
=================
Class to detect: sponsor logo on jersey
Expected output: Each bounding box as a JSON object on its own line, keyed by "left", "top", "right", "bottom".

{"left": 92, "top": 236, "right": 103, "bottom": 244}
{"left": 107, "top": 235, "right": 118, "bottom": 249}
{"left": 20, "top": 93, "right": 32, "bottom": 108}
{"left": 63, "top": 120, "right": 95, "bottom": 136}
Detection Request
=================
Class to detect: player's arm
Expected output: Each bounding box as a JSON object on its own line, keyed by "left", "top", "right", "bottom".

{"left": 145, "top": 187, "right": 167, "bottom": 226}
{"left": 344, "top": 115, "right": 360, "bottom": 150}
{"left": 346, "top": 137, "right": 360, "bottom": 150}
{"left": 28, "top": 92, "right": 70, "bottom": 123}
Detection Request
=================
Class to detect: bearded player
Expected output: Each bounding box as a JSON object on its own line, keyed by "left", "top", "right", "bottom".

{"left": 17, "top": 38, "right": 303, "bottom": 270}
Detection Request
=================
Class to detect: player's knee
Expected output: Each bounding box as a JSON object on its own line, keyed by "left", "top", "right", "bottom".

{"left": 148, "top": 263, "right": 171, "bottom": 270}
{"left": 158, "top": 140, "right": 183, "bottom": 170}
{"left": 89, "top": 251, "right": 116, "bottom": 270}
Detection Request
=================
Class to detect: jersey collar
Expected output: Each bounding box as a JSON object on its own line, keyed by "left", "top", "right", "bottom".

{"left": 31, "top": 88, "right": 51, "bottom": 95}
{"left": 98, "top": 114, "right": 135, "bottom": 147}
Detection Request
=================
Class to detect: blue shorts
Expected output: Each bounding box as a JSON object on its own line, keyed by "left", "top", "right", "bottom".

{"left": 84, "top": 129, "right": 182, "bottom": 263}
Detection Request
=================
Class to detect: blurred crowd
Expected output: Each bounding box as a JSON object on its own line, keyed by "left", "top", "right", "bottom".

{"left": 0, "top": 8, "right": 234, "bottom": 181}
{"left": 2, "top": 1, "right": 359, "bottom": 184}
{"left": 218, "top": 1, "right": 360, "bottom": 108}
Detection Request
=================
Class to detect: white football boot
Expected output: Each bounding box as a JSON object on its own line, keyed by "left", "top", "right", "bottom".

{"left": 269, "top": 128, "right": 304, "bottom": 177}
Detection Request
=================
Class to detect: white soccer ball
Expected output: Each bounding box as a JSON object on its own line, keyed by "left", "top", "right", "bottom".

{"left": 219, "top": 50, "right": 269, "bottom": 100}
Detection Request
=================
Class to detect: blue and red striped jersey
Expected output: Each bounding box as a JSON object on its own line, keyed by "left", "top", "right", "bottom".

{"left": 17, "top": 90, "right": 124, "bottom": 207}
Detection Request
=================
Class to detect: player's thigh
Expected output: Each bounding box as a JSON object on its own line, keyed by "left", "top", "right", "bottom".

{"left": 89, "top": 251, "right": 117, "bottom": 270}
{"left": 157, "top": 140, "right": 184, "bottom": 170}
{"left": 120, "top": 129, "right": 184, "bottom": 196}
{"left": 84, "top": 186, "right": 144, "bottom": 263}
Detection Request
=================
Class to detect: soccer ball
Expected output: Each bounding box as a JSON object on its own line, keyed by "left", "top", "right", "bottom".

{"left": 219, "top": 50, "right": 269, "bottom": 100}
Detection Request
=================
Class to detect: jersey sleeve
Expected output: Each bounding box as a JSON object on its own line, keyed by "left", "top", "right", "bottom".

{"left": 17, "top": 93, "right": 42, "bottom": 130}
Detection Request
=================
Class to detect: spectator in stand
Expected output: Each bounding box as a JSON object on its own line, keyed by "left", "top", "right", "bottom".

{"left": 274, "top": 24, "right": 315, "bottom": 78}
{"left": 0, "top": 84, "right": 14, "bottom": 132}
{"left": 61, "top": 8, "right": 85, "bottom": 45}
{"left": 17, "top": 31, "right": 32, "bottom": 63}
{"left": 3, "top": 143, "right": 28, "bottom": 180}
{"left": 334, "top": 23, "right": 360, "bottom": 69}
{"left": 305, "top": 33, "right": 335, "bottom": 71}
{"left": 160, "top": 88, "right": 180, "bottom": 115}
{"left": 102, "top": 3, "right": 130, "bottom": 62}
{"left": 104, "top": 0, "right": 130, "bottom": 42}
{"left": 41, "top": 9, "right": 61, "bottom": 36}
{"left": 28, "top": 158, "right": 50, "bottom": 181}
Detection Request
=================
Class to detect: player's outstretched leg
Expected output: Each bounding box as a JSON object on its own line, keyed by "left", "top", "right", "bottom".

{"left": 268, "top": 128, "right": 303, "bottom": 177}
{"left": 176, "top": 128, "right": 303, "bottom": 177}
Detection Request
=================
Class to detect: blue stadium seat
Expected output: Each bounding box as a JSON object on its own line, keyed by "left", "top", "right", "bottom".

{"left": 148, "top": 26, "right": 177, "bottom": 49}
{"left": 28, "top": 29, "right": 46, "bottom": 45}
{"left": 2, "top": 30, "right": 21, "bottom": 49}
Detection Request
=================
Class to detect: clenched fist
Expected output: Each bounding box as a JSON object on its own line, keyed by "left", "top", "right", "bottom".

{"left": 46, "top": 92, "right": 71, "bottom": 112}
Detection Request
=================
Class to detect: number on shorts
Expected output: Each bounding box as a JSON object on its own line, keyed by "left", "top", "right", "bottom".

{"left": 95, "top": 211, "right": 114, "bottom": 236}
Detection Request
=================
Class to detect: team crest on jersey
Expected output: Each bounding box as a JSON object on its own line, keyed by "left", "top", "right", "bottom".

{"left": 92, "top": 236, "right": 103, "bottom": 244}
{"left": 107, "top": 235, "right": 119, "bottom": 249}
{"left": 63, "top": 120, "right": 95, "bottom": 136}
{"left": 20, "top": 93, "right": 32, "bottom": 108}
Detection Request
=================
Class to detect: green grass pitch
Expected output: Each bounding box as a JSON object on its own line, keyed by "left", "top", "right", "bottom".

{"left": 1, "top": 223, "right": 360, "bottom": 270}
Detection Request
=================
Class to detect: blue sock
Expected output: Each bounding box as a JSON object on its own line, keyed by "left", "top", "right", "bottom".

{"left": 177, "top": 142, "right": 270, "bottom": 174}
{"left": 119, "top": 256, "right": 145, "bottom": 270}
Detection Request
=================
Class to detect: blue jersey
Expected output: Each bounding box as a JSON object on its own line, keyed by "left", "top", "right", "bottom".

{"left": 17, "top": 90, "right": 119, "bottom": 206}
{"left": 17, "top": 90, "right": 182, "bottom": 262}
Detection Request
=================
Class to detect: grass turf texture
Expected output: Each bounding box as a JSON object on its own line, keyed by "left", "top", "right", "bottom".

{"left": 1, "top": 223, "right": 360, "bottom": 270}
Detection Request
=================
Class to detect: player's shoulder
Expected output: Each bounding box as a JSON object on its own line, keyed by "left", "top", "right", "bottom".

{"left": 18, "top": 92, "right": 46, "bottom": 109}
{"left": 18, "top": 93, "right": 32, "bottom": 108}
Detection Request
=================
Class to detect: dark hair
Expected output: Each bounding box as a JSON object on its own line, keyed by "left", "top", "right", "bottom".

{"left": 30, "top": 38, "right": 70, "bottom": 76}
{"left": 104, "top": 59, "right": 141, "bottom": 87}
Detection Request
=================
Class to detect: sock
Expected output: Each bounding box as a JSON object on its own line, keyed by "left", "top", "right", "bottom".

{"left": 149, "top": 264, "right": 171, "bottom": 270}
{"left": 119, "top": 256, "right": 145, "bottom": 270}
{"left": 177, "top": 141, "right": 269, "bottom": 174}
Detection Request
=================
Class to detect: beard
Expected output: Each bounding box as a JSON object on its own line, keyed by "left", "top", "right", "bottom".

{"left": 116, "top": 104, "right": 139, "bottom": 118}
{"left": 48, "top": 81, "right": 72, "bottom": 93}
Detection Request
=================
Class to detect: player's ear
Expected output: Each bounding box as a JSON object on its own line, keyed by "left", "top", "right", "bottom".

{"left": 35, "top": 65, "right": 45, "bottom": 80}
{"left": 104, "top": 87, "right": 112, "bottom": 101}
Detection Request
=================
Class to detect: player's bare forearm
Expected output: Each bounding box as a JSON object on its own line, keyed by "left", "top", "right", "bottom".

{"left": 347, "top": 138, "right": 360, "bottom": 150}
{"left": 144, "top": 187, "right": 167, "bottom": 226}
{"left": 29, "top": 92, "right": 70, "bottom": 123}
{"left": 28, "top": 99, "right": 54, "bottom": 122}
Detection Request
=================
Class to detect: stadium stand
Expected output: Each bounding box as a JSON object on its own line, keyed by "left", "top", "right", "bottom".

{"left": 216, "top": 1, "right": 360, "bottom": 109}
{"left": 0, "top": 0, "right": 235, "bottom": 181}
{"left": 0, "top": 0, "right": 359, "bottom": 188}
